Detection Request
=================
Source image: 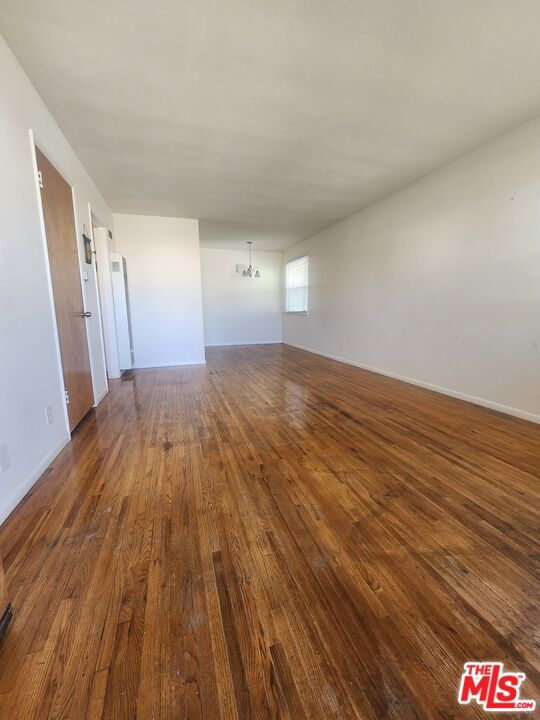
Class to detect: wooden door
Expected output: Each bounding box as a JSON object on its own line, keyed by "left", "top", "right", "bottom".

{"left": 36, "top": 148, "right": 94, "bottom": 431}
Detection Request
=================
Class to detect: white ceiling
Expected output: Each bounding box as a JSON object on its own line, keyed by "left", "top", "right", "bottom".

{"left": 2, "top": 1, "right": 540, "bottom": 250}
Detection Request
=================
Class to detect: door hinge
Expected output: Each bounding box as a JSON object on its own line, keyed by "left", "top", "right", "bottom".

{"left": 37, "top": 170, "right": 43, "bottom": 189}
{"left": 64, "top": 388, "right": 70, "bottom": 405}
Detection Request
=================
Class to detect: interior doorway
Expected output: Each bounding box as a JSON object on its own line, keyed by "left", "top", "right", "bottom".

{"left": 91, "top": 224, "right": 121, "bottom": 378}
{"left": 35, "top": 147, "right": 94, "bottom": 432}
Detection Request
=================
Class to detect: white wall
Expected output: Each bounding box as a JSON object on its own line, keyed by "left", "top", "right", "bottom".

{"left": 201, "top": 248, "right": 283, "bottom": 346}
{"left": 284, "top": 117, "right": 540, "bottom": 423}
{"left": 113, "top": 214, "right": 206, "bottom": 368}
{"left": 0, "top": 35, "right": 113, "bottom": 523}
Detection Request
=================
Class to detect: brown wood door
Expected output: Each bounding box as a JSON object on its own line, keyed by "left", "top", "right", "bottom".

{"left": 36, "top": 148, "right": 94, "bottom": 431}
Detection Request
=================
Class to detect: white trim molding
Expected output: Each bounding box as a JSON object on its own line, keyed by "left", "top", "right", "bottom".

{"left": 132, "top": 360, "right": 207, "bottom": 369}
{"left": 284, "top": 342, "right": 540, "bottom": 425}
{"left": 0, "top": 434, "right": 71, "bottom": 525}
{"left": 29, "top": 129, "right": 71, "bottom": 438}
{"left": 205, "top": 341, "right": 282, "bottom": 347}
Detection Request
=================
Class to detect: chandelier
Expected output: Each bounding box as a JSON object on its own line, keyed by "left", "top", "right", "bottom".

{"left": 242, "top": 241, "right": 261, "bottom": 278}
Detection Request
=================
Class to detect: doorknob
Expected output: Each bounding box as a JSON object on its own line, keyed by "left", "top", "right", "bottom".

{"left": 81, "top": 311, "right": 92, "bottom": 318}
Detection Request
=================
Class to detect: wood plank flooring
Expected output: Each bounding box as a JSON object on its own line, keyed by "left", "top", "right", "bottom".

{"left": 0, "top": 344, "right": 538, "bottom": 719}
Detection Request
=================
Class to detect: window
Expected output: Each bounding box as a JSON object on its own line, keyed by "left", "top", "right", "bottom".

{"left": 285, "top": 255, "right": 309, "bottom": 313}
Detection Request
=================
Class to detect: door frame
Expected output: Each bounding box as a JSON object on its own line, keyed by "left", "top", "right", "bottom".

{"left": 29, "top": 129, "right": 97, "bottom": 435}
{"left": 29, "top": 129, "right": 70, "bottom": 437}
{"left": 82, "top": 203, "right": 109, "bottom": 405}
{"left": 90, "top": 211, "right": 117, "bottom": 380}
{"left": 90, "top": 219, "right": 122, "bottom": 378}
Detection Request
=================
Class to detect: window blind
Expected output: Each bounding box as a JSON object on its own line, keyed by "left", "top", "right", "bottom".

{"left": 285, "top": 255, "right": 309, "bottom": 312}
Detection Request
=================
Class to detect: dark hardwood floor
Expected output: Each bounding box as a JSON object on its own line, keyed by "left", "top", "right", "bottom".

{"left": 0, "top": 344, "right": 538, "bottom": 719}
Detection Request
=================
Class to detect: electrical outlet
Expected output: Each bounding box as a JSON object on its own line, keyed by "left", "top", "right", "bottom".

{"left": 0, "top": 445, "right": 10, "bottom": 474}
{"left": 340, "top": 340, "right": 344, "bottom": 351}
{"left": 45, "top": 405, "right": 54, "bottom": 427}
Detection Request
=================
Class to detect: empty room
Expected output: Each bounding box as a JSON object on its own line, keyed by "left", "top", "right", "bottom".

{"left": 0, "top": 1, "right": 539, "bottom": 718}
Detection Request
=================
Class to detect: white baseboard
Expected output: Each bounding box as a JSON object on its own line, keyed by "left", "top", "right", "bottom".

{"left": 205, "top": 341, "right": 282, "bottom": 347}
{"left": 0, "top": 433, "right": 71, "bottom": 525}
{"left": 132, "top": 360, "right": 206, "bottom": 369}
{"left": 93, "top": 387, "right": 109, "bottom": 407}
{"left": 284, "top": 342, "right": 540, "bottom": 425}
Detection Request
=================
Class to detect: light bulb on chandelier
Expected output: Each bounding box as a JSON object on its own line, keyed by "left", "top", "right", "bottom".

{"left": 241, "top": 241, "right": 261, "bottom": 278}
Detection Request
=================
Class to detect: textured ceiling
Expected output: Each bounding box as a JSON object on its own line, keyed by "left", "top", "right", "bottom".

{"left": 2, "top": 0, "right": 540, "bottom": 249}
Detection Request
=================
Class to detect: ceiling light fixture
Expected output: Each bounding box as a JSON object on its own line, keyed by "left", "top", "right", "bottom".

{"left": 241, "top": 241, "right": 261, "bottom": 278}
